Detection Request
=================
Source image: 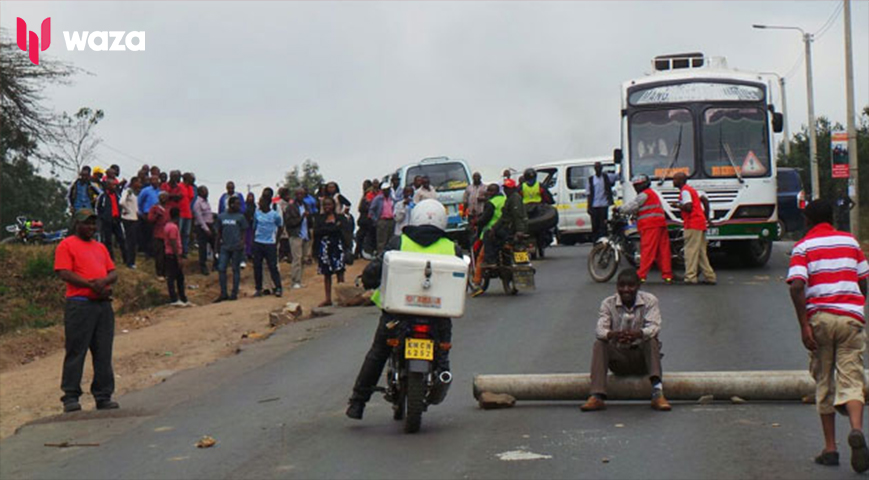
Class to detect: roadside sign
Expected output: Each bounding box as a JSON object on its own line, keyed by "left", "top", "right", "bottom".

{"left": 831, "top": 130, "right": 850, "bottom": 179}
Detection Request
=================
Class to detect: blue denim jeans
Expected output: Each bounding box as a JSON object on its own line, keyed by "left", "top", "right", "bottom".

{"left": 218, "top": 246, "right": 243, "bottom": 298}
{"left": 180, "top": 218, "right": 193, "bottom": 255}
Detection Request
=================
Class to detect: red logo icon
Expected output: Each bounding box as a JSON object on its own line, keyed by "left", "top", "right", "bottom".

{"left": 17, "top": 17, "right": 51, "bottom": 65}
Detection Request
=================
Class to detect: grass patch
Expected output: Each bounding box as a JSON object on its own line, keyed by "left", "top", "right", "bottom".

{"left": 23, "top": 254, "right": 54, "bottom": 280}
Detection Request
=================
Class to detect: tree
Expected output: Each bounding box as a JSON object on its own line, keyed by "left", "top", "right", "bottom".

{"left": 777, "top": 106, "right": 869, "bottom": 209}
{"left": 283, "top": 159, "right": 324, "bottom": 193}
{"left": 42, "top": 107, "right": 105, "bottom": 178}
{"left": 0, "top": 157, "right": 69, "bottom": 232}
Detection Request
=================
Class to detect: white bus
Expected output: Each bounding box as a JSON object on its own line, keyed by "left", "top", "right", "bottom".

{"left": 615, "top": 53, "right": 784, "bottom": 266}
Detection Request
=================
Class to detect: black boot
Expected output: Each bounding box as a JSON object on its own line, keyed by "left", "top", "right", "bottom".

{"left": 346, "top": 401, "right": 365, "bottom": 420}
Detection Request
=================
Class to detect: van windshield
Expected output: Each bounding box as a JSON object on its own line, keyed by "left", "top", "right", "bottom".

{"left": 406, "top": 163, "right": 469, "bottom": 192}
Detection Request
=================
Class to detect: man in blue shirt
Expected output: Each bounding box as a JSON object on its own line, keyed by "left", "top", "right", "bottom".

{"left": 137, "top": 175, "right": 161, "bottom": 258}
{"left": 68, "top": 166, "right": 100, "bottom": 214}
{"left": 219, "top": 181, "right": 246, "bottom": 214}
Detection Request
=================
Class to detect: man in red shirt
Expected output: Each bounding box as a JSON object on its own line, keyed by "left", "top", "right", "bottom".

{"left": 148, "top": 191, "right": 170, "bottom": 280}
{"left": 673, "top": 173, "right": 716, "bottom": 284}
{"left": 96, "top": 179, "right": 128, "bottom": 265}
{"left": 180, "top": 173, "right": 196, "bottom": 257}
{"left": 788, "top": 199, "right": 869, "bottom": 472}
{"left": 54, "top": 209, "right": 119, "bottom": 413}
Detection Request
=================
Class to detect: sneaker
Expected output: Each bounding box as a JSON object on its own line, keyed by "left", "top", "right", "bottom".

{"left": 346, "top": 402, "right": 365, "bottom": 420}
{"left": 200, "top": 267, "right": 209, "bottom": 276}
{"left": 96, "top": 400, "right": 120, "bottom": 410}
{"left": 253, "top": 290, "right": 263, "bottom": 298}
{"left": 664, "top": 278, "right": 673, "bottom": 285}
{"left": 127, "top": 264, "right": 137, "bottom": 270}
{"left": 292, "top": 283, "right": 302, "bottom": 290}
{"left": 263, "top": 289, "right": 271, "bottom": 296}
{"left": 240, "top": 261, "right": 247, "bottom": 269}
{"left": 274, "top": 288, "right": 283, "bottom": 297}
{"left": 814, "top": 450, "right": 840, "bottom": 466}
{"left": 848, "top": 429, "right": 869, "bottom": 473}
{"left": 213, "top": 295, "right": 228, "bottom": 304}
{"left": 229, "top": 294, "right": 238, "bottom": 301}
{"left": 157, "top": 276, "right": 166, "bottom": 281}
{"left": 170, "top": 300, "right": 186, "bottom": 307}
{"left": 180, "top": 300, "right": 192, "bottom": 307}
{"left": 63, "top": 401, "right": 82, "bottom": 413}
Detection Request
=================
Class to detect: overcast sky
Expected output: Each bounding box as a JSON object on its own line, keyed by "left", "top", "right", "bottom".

{"left": 2, "top": 1, "right": 867, "bottom": 206}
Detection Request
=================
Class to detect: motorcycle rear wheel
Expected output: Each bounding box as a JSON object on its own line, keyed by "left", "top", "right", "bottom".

{"left": 0, "top": 237, "right": 18, "bottom": 245}
{"left": 404, "top": 372, "right": 425, "bottom": 434}
{"left": 500, "top": 270, "right": 518, "bottom": 296}
{"left": 588, "top": 243, "right": 619, "bottom": 283}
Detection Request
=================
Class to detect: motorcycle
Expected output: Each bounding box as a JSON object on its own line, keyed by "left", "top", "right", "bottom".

{"left": 526, "top": 203, "right": 558, "bottom": 260}
{"left": 2, "top": 216, "right": 67, "bottom": 245}
{"left": 587, "top": 212, "right": 684, "bottom": 283}
{"left": 379, "top": 316, "right": 452, "bottom": 434}
{"left": 471, "top": 235, "right": 536, "bottom": 296}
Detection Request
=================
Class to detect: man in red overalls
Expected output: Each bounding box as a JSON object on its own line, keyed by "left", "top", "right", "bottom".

{"left": 618, "top": 175, "right": 673, "bottom": 283}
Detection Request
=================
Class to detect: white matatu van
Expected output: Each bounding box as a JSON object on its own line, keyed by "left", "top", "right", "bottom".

{"left": 533, "top": 157, "right": 620, "bottom": 245}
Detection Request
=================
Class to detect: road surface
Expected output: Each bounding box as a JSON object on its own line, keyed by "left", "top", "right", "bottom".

{"left": 1, "top": 242, "right": 864, "bottom": 479}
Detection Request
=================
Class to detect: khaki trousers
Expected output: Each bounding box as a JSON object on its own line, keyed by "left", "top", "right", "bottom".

{"left": 809, "top": 311, "right": 866, "bottom": 414}
{"left": 683, "top": 229, "right": 716, "bottom": 283}
{"left": 290, "top": 236, "right": 304, "bottom": 285}
{"left": 589, "top": 338, "right": 663, "bottom": 397}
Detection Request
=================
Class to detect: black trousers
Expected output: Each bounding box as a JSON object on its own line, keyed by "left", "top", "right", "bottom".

{"left": 590, "top": 206, "right": 609, "bottom": 241}
{"left": 483, "top": 227, "right": 510, "bottom": 264}
{"left": 152, "top": 238, "right": 165, "bottom": 277}
{"left": 350, "top": 313, "right": 452, "bottom": 404}
{"left": 61, "top": 299, "right": 115, "bottom": 404}
{"left": 140, "top": 219, "right": 153, "bottom": 257}
{"left": 123, "top": 219, "right": 139, "bottom": 267}
{"left": 253, "top": 242, "right": 282, "bottom": 292}
{"left": 165, "top": 254, "right": 187, "bottom": 302}
{"left": 196, "top": 224, "right": 216, "bottom": 272}
{"left": 101, "top": 218, "right": 127, "bottom": 264}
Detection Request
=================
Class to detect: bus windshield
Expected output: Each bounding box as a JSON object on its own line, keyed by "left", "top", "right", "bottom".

{"left": 406, "top": 163, "right": 469, "bottom": 192}
{"left": 629, "top": 108, "right": 695, "bottom": 179}
{"left": 702, "top": 107, "right": 770, "bottom": 178}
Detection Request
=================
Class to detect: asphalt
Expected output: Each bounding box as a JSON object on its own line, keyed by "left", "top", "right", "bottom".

{"left": 1, "top": 241, "right": 866, "bottom": 480}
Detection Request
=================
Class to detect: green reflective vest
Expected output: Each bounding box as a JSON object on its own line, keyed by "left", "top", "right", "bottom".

{"left": 480, "top": 195, "right": 506, "bottom": 239}
{"left": 371, "top": 234, "right": 457, "bottom": 308}
{"left": 522, "top": 181, "right": 542, "bottom": 204}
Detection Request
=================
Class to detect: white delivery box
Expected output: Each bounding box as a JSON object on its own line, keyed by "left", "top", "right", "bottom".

{"left": 381, "top": 251, "right": 469, "bottom": 318}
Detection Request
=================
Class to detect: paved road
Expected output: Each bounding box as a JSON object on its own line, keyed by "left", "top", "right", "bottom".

{"left": 1, "top": 242, "right": 866, "bottom": 479}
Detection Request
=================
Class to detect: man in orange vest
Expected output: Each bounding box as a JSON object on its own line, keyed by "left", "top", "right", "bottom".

{"left": 673, "top": 173, "right": 716, "bottom": 285}
{"left": 618, "top": 175, "right": 673, "bottom": 283}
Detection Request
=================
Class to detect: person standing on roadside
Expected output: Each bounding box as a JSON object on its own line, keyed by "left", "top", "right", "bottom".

{"left": 53, "top": 209, "right": 120, "bottom": 413}
{"left": 312, "top": 196, "right": 348, "bottom": 307}
{"left": 148, "top": 191, "right": 170, "bottom": 280}
{"left": 252, "top": 189, "right": 284, "bottom": 298}
{"left": 463, "top": 172, "right": 487, "bottom": 230}
{"left": 787, "top": 199, "right": 869, "bottom": 472}
{"left": 96, "top": 179, "right": 127, "bottom": 264}
{"left": 179, "top": 173, "right": 196, "bottom": 257}
{"left": 163, "top": 207, "right": 189, "bottom": 307}
{"left": 285, "top": 188, "right": 310, "bottom": 289}
{"left": 218, "top": 181, "right": 246, "bottom": 214}
{"left": 587, "top": 161, "right": 617, "bottom": 241}
{"left": 120, "top": 176, "right": 141, "bottom": 269}
{"left": 215, "top": 196, "right": 248, "bottom": 302}
{"left": 193, "top": 186, "right": 216, "bottom": 276}
{"left": 413, "top": 175, "right": 438, "bottom": 203}
{"left": 393, "top": 186, "right": 415, "bottom": 236}
{"left": 673, "top": 172, "right": 716, "bottom": 285}
{"left": 137, "top": 175, "right": 161, "bottom": 258}
{"left": 369, "top": 182, "right": 396, "bottom": 256}
{"left": 68, "top": 166, "right": 100, "bottom": 215}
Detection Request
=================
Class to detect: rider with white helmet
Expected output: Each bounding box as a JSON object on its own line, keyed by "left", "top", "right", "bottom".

{"left": 347, "top": 199, "right": 461, "bottom": 420}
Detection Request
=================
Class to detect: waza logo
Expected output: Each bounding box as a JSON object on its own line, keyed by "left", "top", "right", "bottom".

{"left": 17, "top": 17, "right": 51, "bottom": 65}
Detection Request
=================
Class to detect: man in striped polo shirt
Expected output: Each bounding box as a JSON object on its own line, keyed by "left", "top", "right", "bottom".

{"left": 787, "top": 199, "right": 869, "bottom": 472}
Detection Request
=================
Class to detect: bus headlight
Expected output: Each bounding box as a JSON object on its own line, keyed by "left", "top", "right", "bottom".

{"left": 733, "top": 205, "right": 775, "bottom": 220}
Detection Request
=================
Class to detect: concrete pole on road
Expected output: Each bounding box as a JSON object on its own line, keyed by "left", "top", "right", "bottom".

{"left": 473, "top": 370, "right": 869, "bottom": 402}
{"left": 843, "top": 0, "right": 861, "bottom": 239}
{"left": 780, "top": 77, "right": 791, "bottom": 156}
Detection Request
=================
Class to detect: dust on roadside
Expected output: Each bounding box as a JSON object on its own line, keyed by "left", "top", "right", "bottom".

{"left": 0, "top": 257, "right": 369, "bottom": 440}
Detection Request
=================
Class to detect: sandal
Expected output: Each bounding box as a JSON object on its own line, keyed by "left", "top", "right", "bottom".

{"left": 814, "top": 450, "right": 839, "bottom": 466}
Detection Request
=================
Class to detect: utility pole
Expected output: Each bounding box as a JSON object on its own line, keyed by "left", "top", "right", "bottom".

{"left": 780, "top": 77, "right": 791, "bottom": 156}
{"left": 843, "top": 0, "right": 861, "bottom": 239}
{"left": 753, "top": 24, "right": 818, "bottom": 198}
{"left": 803, "top": 31, "right": 819, "bottom": 200}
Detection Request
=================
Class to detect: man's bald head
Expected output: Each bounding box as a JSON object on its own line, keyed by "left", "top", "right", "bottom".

{"left": 673, "top": 172, "right": 688, "bottom": 188}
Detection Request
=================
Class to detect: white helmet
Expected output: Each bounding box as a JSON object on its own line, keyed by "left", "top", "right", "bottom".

{"left": 410, "top": 199, "right": 448, "bottom": 230}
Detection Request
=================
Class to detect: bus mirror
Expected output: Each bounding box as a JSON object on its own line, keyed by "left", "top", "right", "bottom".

{"left": 772, "top": 112, "right": 784, "bottom": 133}
{"left": 613, "top": 148, "right": 623, "bottom": 164}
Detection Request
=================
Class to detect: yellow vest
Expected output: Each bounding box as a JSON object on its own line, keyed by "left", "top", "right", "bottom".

{"left": 480, "top": 195, "right": 506, "bottom": 239}
{"left": 371, "top": 234, "right": 457, "bottom": 308}
{"left": 522, "top": 181, "right": 542, "bottom": 204}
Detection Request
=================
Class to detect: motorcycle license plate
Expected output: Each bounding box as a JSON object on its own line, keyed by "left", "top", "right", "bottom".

{"left": 513, "top": 251, "right": 529, "bottom": 263}
{"left": 405, "top": 338, "right": 434, "bottom": 361}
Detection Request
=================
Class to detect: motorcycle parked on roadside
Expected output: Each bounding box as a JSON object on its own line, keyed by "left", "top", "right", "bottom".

{"left": 587, "top": 211, "right": 684, "bottom": 283}
{"left": 2, "top": 216, "right": 67, "bottom": 245}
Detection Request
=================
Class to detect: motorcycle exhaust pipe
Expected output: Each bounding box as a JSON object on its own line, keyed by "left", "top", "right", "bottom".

{"left": 427, "top": 370, "right": 453, "bottom": 405}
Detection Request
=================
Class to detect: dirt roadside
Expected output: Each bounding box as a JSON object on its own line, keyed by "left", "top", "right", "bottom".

{"left": 0, "top": 260, "right": 368, "bottom": 440}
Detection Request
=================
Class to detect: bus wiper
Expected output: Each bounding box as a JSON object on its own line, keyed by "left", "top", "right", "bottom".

{"left": 658, "top": 125, "right": 683, "bottom": 186}
{"left": 722, "top": 141, "right": 745, "bottom": 184}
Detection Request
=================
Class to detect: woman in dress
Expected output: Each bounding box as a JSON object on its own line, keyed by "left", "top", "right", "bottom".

{"left": 313, "top": 196, "right": 348, "bottom": 307}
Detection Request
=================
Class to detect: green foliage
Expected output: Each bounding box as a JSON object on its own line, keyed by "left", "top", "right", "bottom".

{"left": 0, "top": 157, "right": 69, "bottom": 230}
{"left": 23, "top": 254, "right": 54, "bottom": 280}
{"left": 777, "top": 106, "right": 869, "bottom": 208}
{"left": 283, "top": 159, "right": 324, "bottom": 193}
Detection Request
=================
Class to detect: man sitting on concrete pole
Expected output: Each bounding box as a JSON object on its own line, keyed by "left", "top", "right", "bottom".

{"left": 787, "top": 199, "right": 868, "bottom": 472}
{"left": 581, "top": 268, "right": 671, "bottom": 412}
